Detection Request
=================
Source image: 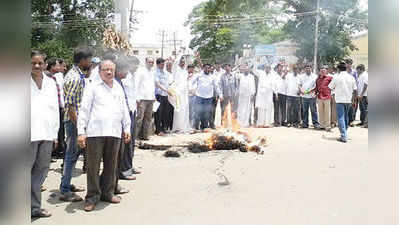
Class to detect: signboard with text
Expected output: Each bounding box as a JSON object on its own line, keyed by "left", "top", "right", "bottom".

{"left": 255, "top": 45, "right": 276, "bottom": 56}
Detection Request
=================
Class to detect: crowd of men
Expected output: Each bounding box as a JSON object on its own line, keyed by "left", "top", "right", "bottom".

{"left": 31, "top": 46, "right": 368, "bottom": 218}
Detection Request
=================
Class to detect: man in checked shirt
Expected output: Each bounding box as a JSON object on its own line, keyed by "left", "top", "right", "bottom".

{"left": 59, "top": 46, "right": 93, "bottom": 202}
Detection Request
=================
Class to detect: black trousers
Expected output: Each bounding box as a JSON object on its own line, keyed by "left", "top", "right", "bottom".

{"left": 119, "top": 111, "right": 136, "bottom": 179}
{"left": 359, "top": 97, "right": 368, "bottom": 124}
{"left": 52, "top": 108, "right": 65, "bottom": 159}
{"left": 155, "top": 95, "right": 170, "bottom": 134}
{"left": 273, "top": 93, "right": 287, "bottom": 125}
{"left": 287, "top": 96, "right": 301, "bottom": 125}
{"left": 165, "top": 98, "right": 174, "bottom": 131}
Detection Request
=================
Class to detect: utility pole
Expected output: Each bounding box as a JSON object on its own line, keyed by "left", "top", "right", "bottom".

{"left": 313, "top": 0, "right": 320, "bottom": 73}
{"left": 157, "top": 30, "right": 166, "bottom": 58}
{"left": 161, "top": 30, "right": 165, "bottom": 58}
{"left": 173, "top": 32, "right": 177, "bottom": 57}
{"left": 165, "top": 31, "right": 182, "bottom": 58}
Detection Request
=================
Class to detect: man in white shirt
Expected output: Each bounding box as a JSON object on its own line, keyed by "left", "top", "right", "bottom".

{"left": 134, "top": 57, "right": 156, "bottom": 140}
{"left": 77, "top": 60, "right": 131, "bottom": 211}
{"left": 120, "top": 62, "right": 140, "bottom": 178}
{"left": 46, "top": 58, "right": 66, "bottom": 159}
{"left": 207, "top": 64, "right": 219, "bottom": 129}
{"left": 328, "top": 62, "right": 357, "bottom": 142}
{"left": 237, "top": 63, "right": 256, "bottom": 127}
{"left": 328, "top": 66, "right": 338, "bottom": 127}
{"left": 299, "top": 64, "right": 321, "bottom": 129}
{"left": 187, "top": 64, "right": 198, "bottom": 128}
{"left": 255, "top": 64, "right": 276, "bottom": 127}
{"left": 113, "top": 58, "right": 138, "bottom": 197}
{"left": 193, "top": 64, "right": 222, "bottom": 130}
{"left": 272, "top": 64, "right": 288, "bottom": 127}
{"left": 165, "top": 60, "right": 175, "bottom": 131}
{"left": 356, "top": 64, "right": 368, "bottom": 127}
{"left": 31, "top": 50, "right": 59, "bottom": 218}
{"left": 154, "top": 58, "right": 172, "bottom": 135}
{"left": 285, "top": 65, "right": 301, "bottom": 127}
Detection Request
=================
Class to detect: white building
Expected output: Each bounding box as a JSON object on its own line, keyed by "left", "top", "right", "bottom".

{"left": 130, "top": 43, "right": 193, "bottom": 65}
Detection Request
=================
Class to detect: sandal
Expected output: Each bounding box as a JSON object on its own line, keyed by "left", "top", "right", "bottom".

{"left": 31, "top": 209, "right": 51, "bottom": 218}
{"left": 84, "top": 202, "right": 96, "bottom": 212}
{"left": 70, "top": 184, "right": 85, "bottom": 192}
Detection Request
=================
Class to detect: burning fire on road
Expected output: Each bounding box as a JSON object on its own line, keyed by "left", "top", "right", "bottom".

{"left": 188, "top": 103, "right": 267, "bottom": 154}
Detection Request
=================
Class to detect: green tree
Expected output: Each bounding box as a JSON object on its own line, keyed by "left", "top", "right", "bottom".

{"left": 186, "top": 0, "right": 367, "bottom": 66}
{"left": 280, "top": 0, "right": 368, "bottom": 66}
{"left": 186, "top": 0, "right": 287, "bottom": 64}
{"left": 31, "top": 0, "right": 115, "bottom": 63}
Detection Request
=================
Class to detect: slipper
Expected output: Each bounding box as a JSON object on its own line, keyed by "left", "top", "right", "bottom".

{"left": 31, "top": 209, "right": 51, "bottom": 218}
{"left": 132, "top": 169, "right": 141, "bottom": 175}
{"left": 120, "top": 175, "right": 136, "bottom": 180}
{"left": 115, "top": 188, "right": 130, "bottom": 195}
{"left": 84, "top": 202, "right": 96, "bottom": 212}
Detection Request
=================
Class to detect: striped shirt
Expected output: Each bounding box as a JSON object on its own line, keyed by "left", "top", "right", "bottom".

{"left": 63, "top": 65, "right": 86, "bottom": 121}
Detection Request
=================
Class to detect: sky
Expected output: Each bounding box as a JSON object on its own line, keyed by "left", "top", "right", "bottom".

{"left": 131, "top": 0, "right": 368, "bottom": 47}
{"left": 131, "top": 0, "right": 206, "bottom": 47}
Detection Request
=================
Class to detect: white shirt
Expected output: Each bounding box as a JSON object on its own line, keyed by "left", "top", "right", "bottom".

{"left": 89, "top": 65, "right": 101, "bottom": 84}
{"left": 174, "top": 66, "right": 189, "bottom": 93}
{"left": 165, "top": 70, "right": 175, "bottom": 85}
{"left": 358, "top": 72, "right": 368, "bottom": 97}
{"left": 193, "top": 72, "right": 221, "bottom": 99}
{"left": 122, "top": 72, "right": 137, "bottom": 112}
{"left": 31, "top": 74, "right": 60, "bottom": 142}
{"left": 53, "top": 72, "right": 65, "bottom": 108}
{"left": 135, "top": 67, "right": 156, "bottom": 101}
{"left": 299, "top": 73, "right": 318, "bottom": 98}
{"left": 78, "top": 80, "right": 131, "bottom": 138}
{"left": 328, "top": 71, "right": 357, "bottom": 104}
{"left": 214, "top": 69, "right": 224, "bottom": 84}
{"left": 238, "top": 73, "right": 256, "bottom": 97}
{"left": 285, "top": 72, "right": 300, "bottom": 97}
{"left": 187, "top": 72, "right": 198, "bottom": 96}
{"left": 272, "top": 72, "right": 287, "bottom": 95}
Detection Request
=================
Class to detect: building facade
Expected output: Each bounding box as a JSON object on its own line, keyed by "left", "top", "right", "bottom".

{"left": 350, "top": 31, "right": 368, "bottom": 69}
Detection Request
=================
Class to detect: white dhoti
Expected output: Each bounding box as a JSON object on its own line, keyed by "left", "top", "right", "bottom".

{"left": 172, "top": 68, "right": 191, "bottom": 132}
{"left": 257, "top": 107, "right": 274, "bottom": 126}
{"left": 236, "top": 73, "right": 256, "bottom": 127}
{"left": 172, "top": 92, "right": 190, "bottom": 132}
{"left": 237, "top": 94, "right": 252, "bottom": 127}
{"left": 256, "top": 73, "right": 276, "bottom": 126}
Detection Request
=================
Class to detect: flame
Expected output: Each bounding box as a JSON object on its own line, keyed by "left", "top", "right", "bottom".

{"left": 201, "top": 102, "right": 266, "bottom": 153}
{"left": 221, "top": 102, "right": 240, "bottom": 132}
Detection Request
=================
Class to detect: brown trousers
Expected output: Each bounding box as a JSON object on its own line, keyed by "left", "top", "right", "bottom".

{"left": 317, "top": 98, "right": 331, "bottom": 129}
{"left": 135, "top": 100, "right": 154, "bottom": 139}
{"left": 85, "top": 137, "right": 121, "bottom": 204}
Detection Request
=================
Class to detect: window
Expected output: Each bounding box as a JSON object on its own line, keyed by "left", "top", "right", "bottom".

{"left": 133, "top": 50, "right": 139, "bottom": 55}
{"left": 147, "top": 50, "right": 153, "bottom": 55}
